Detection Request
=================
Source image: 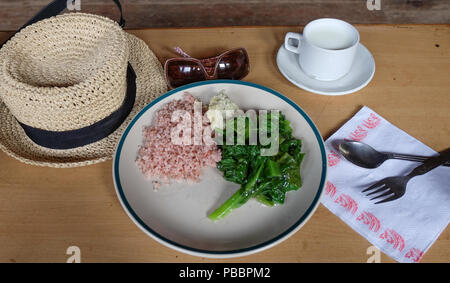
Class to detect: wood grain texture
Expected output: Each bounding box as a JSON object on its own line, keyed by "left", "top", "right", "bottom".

{"left": 0, "top": 25, "right": 449, "bottom": 263}
{"left": 0, "top": 0, "right": 449, "bottom": 31}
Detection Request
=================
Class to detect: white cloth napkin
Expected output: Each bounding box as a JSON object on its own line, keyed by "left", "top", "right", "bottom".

{"left": 321, "top": 106, "right": 450, "bottom": 263}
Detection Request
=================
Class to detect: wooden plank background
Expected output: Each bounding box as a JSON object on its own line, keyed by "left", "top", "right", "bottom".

{"left": 0, "top": 0, "right": 449, "bottom": 31}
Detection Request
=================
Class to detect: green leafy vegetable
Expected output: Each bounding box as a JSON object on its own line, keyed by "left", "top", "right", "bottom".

{"left": 208, "top": 112, "right": 305, "bottom": 221}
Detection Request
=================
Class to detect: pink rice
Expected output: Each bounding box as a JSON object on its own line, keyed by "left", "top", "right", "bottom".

{"left": 136, "top": 93, "right": 221, "bottom": 185}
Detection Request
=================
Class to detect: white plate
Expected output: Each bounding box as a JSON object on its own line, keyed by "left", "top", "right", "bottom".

{"left": 113, "top": 80, "right": 327, "bottom": 258}
{"left": 276, "top": 43, "right": 375, "bottom": 95}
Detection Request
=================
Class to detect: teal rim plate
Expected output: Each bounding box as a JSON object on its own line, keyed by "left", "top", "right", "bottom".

{"left": 113, "top": 80, "right": 327, "bottom": 258}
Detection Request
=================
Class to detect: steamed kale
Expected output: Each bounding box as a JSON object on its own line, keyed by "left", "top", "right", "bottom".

{"left": 208, "top": 112, "right": 305, "bottom": 221}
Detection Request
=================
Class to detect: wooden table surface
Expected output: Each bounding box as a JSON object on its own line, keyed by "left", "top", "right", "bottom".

{"left": 0, "top": 25, "right": 449, "bottom": 263}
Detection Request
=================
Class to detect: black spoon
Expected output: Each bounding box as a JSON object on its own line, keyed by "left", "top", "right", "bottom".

{"left": 337, "top": 141, "right": 450, "bottom": 169}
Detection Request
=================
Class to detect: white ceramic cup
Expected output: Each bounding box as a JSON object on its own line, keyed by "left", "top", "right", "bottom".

{"left": 284, "top": 18, "right": 360, "bottom": 81}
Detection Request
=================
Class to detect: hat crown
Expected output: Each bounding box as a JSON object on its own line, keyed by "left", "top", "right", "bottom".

{"left": 0, "top": 13, "right": 129, "bottom": 131}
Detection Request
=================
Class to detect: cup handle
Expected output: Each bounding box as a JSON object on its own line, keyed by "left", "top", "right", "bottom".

{"left": 284, "top": 32, "right": 302, "bottom": 54}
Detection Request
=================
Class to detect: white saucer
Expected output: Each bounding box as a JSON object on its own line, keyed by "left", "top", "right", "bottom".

{"left": 276, "top": 43, "right": 375, "bottom": 96}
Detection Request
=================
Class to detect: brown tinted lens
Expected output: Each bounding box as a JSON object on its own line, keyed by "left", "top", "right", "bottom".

{"left": 166, "top": 60, "right": 207, "bottom": 88}
{"left": 216, "top": 49, "right": 249, "bottom": 80}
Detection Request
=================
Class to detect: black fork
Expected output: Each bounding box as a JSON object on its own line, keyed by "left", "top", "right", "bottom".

{"left": 363, "top": 148, "right": 450, "bottom": 204}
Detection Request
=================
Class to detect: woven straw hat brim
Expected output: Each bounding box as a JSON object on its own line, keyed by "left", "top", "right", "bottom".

{"left": 0, "top": 33, "right": 167, "bottom": 168}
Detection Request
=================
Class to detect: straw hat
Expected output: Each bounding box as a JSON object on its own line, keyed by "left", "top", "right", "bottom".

{"left": 0, "top": 13, "right": 167, "bottom": 167}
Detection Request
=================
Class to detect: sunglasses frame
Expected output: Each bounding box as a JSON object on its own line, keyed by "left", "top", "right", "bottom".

{"left": 164, "top": 48, "right": 250, "bottom": 89}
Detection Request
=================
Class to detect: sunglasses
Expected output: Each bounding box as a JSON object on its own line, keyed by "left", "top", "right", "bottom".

{"left": 164, "top": 47, "right": 250, "bottom": 89}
